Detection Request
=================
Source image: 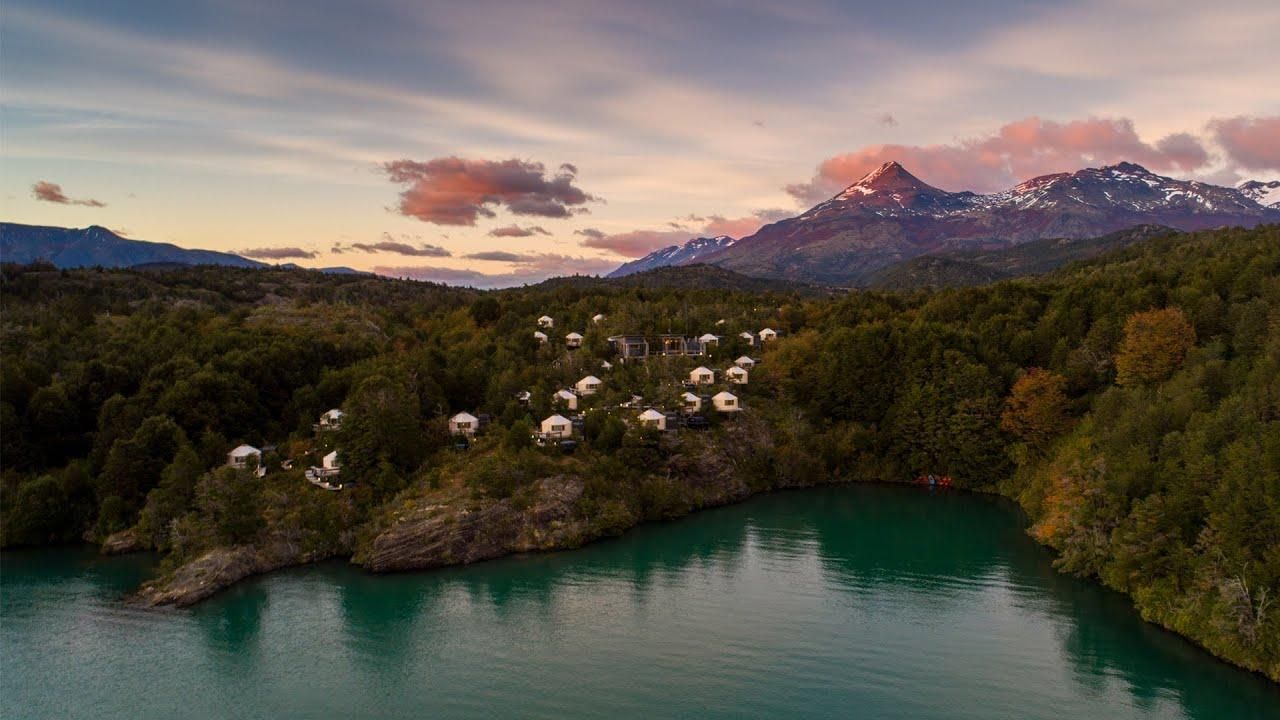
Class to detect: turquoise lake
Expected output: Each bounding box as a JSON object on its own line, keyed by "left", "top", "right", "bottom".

{"left": 3, "top": 484, "right": 1278, "bottom": 719}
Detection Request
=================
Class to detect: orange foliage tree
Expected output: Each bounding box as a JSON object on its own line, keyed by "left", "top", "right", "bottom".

{"left": 1114, "top": 307, "right": 1196, "bottom": 386}
{"left": 1001, "top": 367, "right": 1070, "bottom": 451}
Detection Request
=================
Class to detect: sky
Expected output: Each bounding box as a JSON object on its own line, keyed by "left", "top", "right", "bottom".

{"left": 2, "top": 0, "right": 1279, "bottom": 287}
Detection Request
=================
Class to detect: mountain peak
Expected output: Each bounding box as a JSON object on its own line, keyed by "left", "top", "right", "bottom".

{"left": 1102, "top": 161, "right": 1152, "bottom": 175}
{"left": 830, "top": 160, "right": 951, "bottom": 206}
{"left": 854, "top": 161, "right": 930, "bottom": 191}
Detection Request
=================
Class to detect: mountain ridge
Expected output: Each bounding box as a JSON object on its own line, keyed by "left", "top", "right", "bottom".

{"left": 614, "top": 162, "right": 1280, "bottom": 285}
{"left": 607, "top": 235, "right": 736, "bottom": 278}
{"left": 0, "top": 223, "right": 265, "bottom": 270}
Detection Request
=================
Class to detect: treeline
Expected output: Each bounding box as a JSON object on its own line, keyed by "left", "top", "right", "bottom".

{"left": 1, "top": 225, "right": 1277, "bottom": 679}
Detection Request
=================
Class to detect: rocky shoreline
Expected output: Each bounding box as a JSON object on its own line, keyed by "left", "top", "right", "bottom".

{"left": 133, "top": 423, "right": 763, "bottom": 608}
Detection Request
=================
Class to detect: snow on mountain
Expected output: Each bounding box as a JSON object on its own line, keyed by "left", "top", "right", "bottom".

{"left": 1239, "top": 179, "right": 1280, "bottom": 208}
{"left": 694, "top": 161, "right": 1280, "bottom": 285}
{"left": 607, "top": 235, "right": 736, "bottom": 278}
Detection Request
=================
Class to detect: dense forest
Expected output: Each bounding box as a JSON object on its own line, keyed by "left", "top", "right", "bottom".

{"left": 1, "top": 225, "right": 1277, "bottom": 681}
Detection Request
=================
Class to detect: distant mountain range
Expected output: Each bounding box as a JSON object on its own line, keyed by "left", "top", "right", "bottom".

{"left": 1, "top": 223, "right": 265, "bottom": 269}
{"left": 0, "top": 223, "right": 362, "bottom": 274}
{"left": 607, "top": 235, "right": 735, "bottom": 278}
{"left": 615, "top": 162, "right": 1280, "bottom": 285}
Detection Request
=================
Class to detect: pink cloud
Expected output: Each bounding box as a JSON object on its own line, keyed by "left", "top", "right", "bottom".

{"left": 31, "top": 181, "right": 106, "bottom": 207}
{"left": 577, "top": 209, "right": 792, "bottom": 258}
{"left": 785, "top": 116, "right": 1214, "bottom": 202}
{"left": 578, "top": 229, "right": 689, "bottom": 258}
{"left": 1208, "top": 115, "right": 1280, "bottom": 172}
{"left": 383, "top": 157, "right": 598, "bottom": 225}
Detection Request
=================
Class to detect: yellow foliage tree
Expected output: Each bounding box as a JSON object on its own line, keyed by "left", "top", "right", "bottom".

{"left": 1114, "top": 308, "right": 1196, "bottom": 386}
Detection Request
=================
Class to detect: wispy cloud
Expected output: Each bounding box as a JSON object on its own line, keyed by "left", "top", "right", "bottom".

{"left": 31, "top": 180, "right": 106, "bottom": 207}
{"left": 377, "top": 253, "right": 618, "bottom": 288}
{"left": 488, "top": 224, "right": 551, "bottom": 237}
{"left": 576, "top": 209, "right": 793, "bottom": 258}
{"left": 239, "top": 246, "right": 318, "bottom": 260}
{"left": 335, "top": 233, "right": 452, "bottom": 257}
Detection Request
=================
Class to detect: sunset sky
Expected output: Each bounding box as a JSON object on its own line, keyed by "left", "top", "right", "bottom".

{"left": 3, "top": 0, "right": 1279, "bottom": 286}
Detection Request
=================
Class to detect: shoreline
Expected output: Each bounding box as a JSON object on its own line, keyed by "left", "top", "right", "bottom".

{"left": 122, "top": 473, "right": 1279, "bottom": 685}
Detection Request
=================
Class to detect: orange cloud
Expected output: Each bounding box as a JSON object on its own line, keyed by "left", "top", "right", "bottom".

{"left": 383, "top": 157, "right": 598, "bottom": 225}
{"left": 786, "top": 116, "right": 1213, "bottom": 202}
{"left": 1209, "top": 115, "right": 1280, "bottom": 172}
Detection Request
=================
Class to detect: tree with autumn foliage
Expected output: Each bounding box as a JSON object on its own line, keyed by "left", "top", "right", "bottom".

{"left": 1000, "top": 368, "right": 1071, "bottom": 453}
{"left": 1114, "top": 307, "right": 1196, "bottom": 386}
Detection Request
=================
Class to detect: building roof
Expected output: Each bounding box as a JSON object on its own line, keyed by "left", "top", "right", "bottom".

{"left": 229, "top": 444, "right": 260, "bottom": 457}
{"left": 577, "top": 375, "right": 602, "bottom": 385}
{"left": 533, "top": 330, "right": 548, "bottom": 338}
{"left": 638, "top": 409, "right": 666, "bottom": 421}
{"left": 542, "top": 414, "right": 571, "bottom": 425}
{"left": 450, "top": 411, "right": 479, "bottom": 423}
{"left": 699, "top": 333, "right": 719, "bottom": 342}
{"left": 736, "top": 355, "right": 754, "bottom": 364}
{"left": 760, "top": 327, "right": 777, "bottom": 334}
{"left": 713, "top": 391, "right": 738, "bottom": 401}
{"left": 682, "top": 391, "right": 701, "bottom": 401}
{"left": 323, "top": 450, "right": 338, "bottom": 462}
{"left": 322, "top": 408, "right": 344, "bottom": 418}
{"left": 740, "top": 331, "right": 755, "bottom": 338}
{"left": 538, "top": 315, "right": 553, "bottom": 321}
{"left": 566, "top": 332, "right": 584, "bottom": 340}
{"left": 555, "top": 389, "right": 577, "bottom": 399}
{"left": 690, "top": 366, "right": 713, "bottom": 375}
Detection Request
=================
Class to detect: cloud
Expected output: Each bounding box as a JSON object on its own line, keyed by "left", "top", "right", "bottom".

{"left": 335, "top": 233, "right": 452, "bottom": 257}
{"left": 1208, "top": 115, "right": 1280, "bottom": 172}
{"left": 31, "top": 181, "right": 106, "bottom": 207}
{"left": 382, "top": 157, "right": 598, "bottom": 225}
{"left": 785, "top": 116, "right": 1215, "bottom": 202}
{"left": 376, "top": 253, "right": 619, "bottom": 289}
{"left": 463, "top": 250, "right": 530, "bottom": 262}
{"left": 488, "top": 224, "right": 551, "bottom": 238}
{"left": 577, "top": 209, "right": 793, "bottom": 258}
{"left": 239, "top": 246, "right": 318, "bottom": 260}
{"left": 702, "top": 209, "right": 791, "bottom": 238}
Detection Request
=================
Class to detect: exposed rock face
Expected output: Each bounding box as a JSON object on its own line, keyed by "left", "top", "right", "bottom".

{"left": 361, "top": 476, "right": 589, "bottom": 573}
{"left": 100, "top": 527, "right": 146, "bottom": 555}
{"left": 134, "top": 542, "right": 332, "bottom": 607}
{"left": 133, "top": 419, "right": 784, "bottom": 604}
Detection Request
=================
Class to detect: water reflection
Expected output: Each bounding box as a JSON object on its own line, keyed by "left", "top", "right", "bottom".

{"left": 4, "top": 485, "right": 1279, "bottom": 720}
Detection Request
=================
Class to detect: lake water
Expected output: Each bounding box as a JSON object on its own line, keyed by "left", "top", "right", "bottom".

{"left": 3, "top": 485, "right": 1278, "bottom": 719}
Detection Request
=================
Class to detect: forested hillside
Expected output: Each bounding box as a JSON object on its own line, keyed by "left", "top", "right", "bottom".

{"left": 1, "top": 226, "right": 1277, "bottom": 680}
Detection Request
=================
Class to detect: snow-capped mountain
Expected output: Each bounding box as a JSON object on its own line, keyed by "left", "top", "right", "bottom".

{"left": 607, "top": 235, "right": 736, "bottom": 278}
{"left": 690, "top": 161, "right": 1280, "bottom": 285}
{"left": 1239, "top": 179, "right": 1280, "bottom": 208}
